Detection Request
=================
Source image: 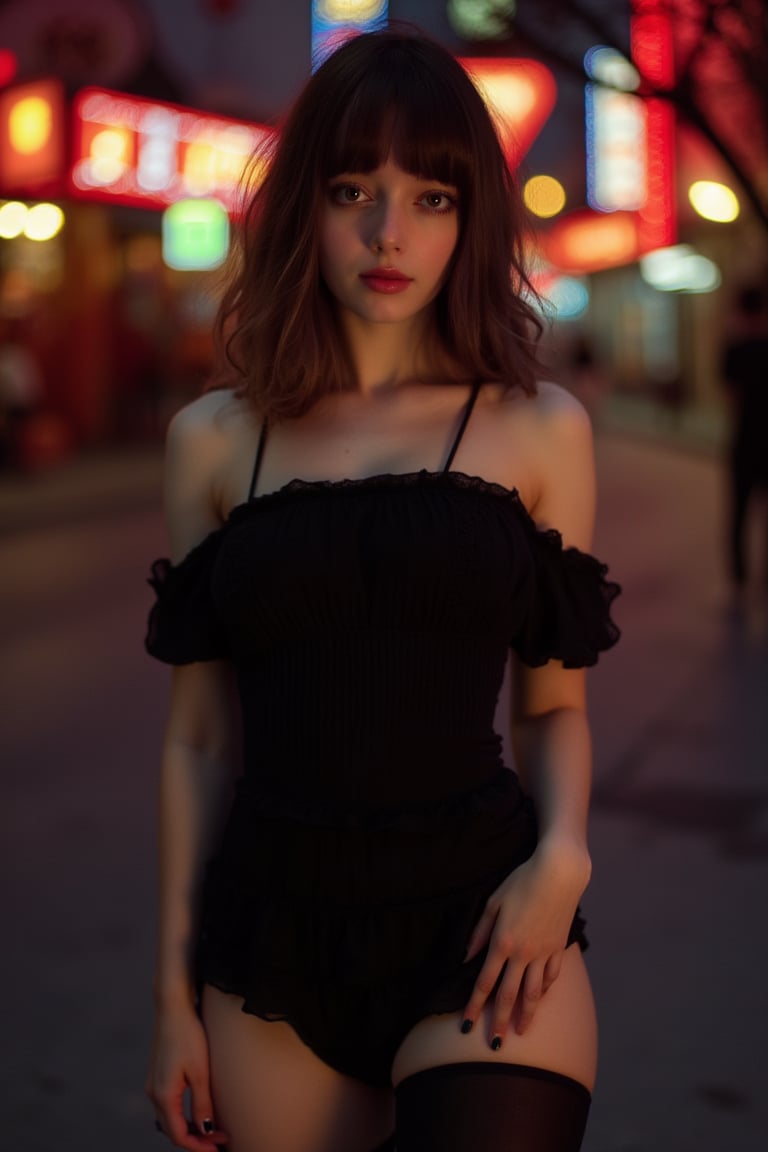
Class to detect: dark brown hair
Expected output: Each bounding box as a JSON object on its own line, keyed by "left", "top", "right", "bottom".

{"left": 212, "top": 27, "right": 543, "bottom": 417}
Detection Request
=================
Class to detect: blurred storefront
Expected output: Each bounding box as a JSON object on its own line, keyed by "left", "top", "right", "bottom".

{"left": 2, "top": 1, "right": 765, "bottom": 468}
{"left": 0, "top": 45, "right": 563, "bottom": 468}
{"left": 528, "top": 4, "right": 767, "bottom": 453}
{"left": 0, "top": 77, "right": 268, "bottom": 468}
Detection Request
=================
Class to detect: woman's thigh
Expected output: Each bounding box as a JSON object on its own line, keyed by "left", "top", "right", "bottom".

{"left": 201, "top": 985, "right": 395, "bottom": 1152}
{"left": 391, "top": 944, "right": 598, "bottom": 1091}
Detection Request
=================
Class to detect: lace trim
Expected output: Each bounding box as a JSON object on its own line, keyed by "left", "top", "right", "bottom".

{"left": 229, "top": 468, "right": 541, "bottom": 528}
{"left": 148, "top": 469, "right": 621, "bottom": 620}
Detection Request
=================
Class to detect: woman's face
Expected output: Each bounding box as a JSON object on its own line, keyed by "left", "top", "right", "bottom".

{"left": 319, "top": 154, "right": 460, "bottom": 332}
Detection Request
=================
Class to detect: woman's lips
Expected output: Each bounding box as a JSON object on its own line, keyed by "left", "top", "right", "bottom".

{"left": 360, "top": 268, "right": 413, "bottom": 294}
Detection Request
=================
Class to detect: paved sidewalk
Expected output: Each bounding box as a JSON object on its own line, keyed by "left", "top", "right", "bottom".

{"left": 0, "top": 445, "right": 163, "bottom": 536}
{"left": 584, "top": 434, "right": 768, "bottom": 1152}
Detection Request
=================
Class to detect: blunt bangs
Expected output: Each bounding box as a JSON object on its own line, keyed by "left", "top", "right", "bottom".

{"left": 212, "top": 29, "right": 543, "bottom": 415}
{"left": 320, "top": 40, "right": 480, "bottom": 193}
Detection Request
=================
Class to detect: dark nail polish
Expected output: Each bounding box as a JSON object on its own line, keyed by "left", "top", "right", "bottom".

{"left": 491, "top": 1035, "right": 502, "bottom": 1051}
{"left": 202, "top": 1119, "right": 214, "bottom": 1134}
{"left": 461, "top": 1018, "right": 473, "bottom": 1034}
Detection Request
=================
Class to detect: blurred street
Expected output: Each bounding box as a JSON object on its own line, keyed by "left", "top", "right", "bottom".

{"left": 2, "top": 431, "right": 767, "bottom": 1152}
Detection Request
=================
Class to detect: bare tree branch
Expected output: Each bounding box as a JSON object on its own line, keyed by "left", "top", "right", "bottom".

{"left": 492, "top": 0, "right": 768, "bottom": 230}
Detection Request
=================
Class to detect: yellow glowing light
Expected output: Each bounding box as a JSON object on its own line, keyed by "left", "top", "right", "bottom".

{"left": 23, "top": 202, "right": 64, "bottom": 241}
{"left": 0, "top": 200, "right": 29, "bottom": 239}
{"left": 316, "top": 0, "right": 387, "bottom": 19}
{"left": 88, "top": 128, "right": 131, "bottom": 184}
{"left": 182, "top": 142, "right": 216, "bottom": 194}
{"left": 524, "top": 175, "right": 566, "bottom": 218}
{"left": 8, "top": 96, "right": 52, "bottom": 154}
{"left": 91, "top": 128, "right": 130, "bottom": 161}
{"left": 181, "top": 127, "right": 253, "bottom": 195}
{"left": 688, "top": 180, "right": 739, "bottom": 223}
{"left": 474, "top": 71, "right": 537, "bottom": 123}
{"left": 215, "top": 126, "right": 252, "bottom": 180}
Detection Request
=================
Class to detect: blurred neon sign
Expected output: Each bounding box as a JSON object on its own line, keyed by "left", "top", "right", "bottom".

{"left": 631, "top": 0, "right": 675, "bottom": 251}
{"left": 543, "top": 209, "right": 640, "bottom": 273}
{"left": 71, "top": 88, "right": 270, "bottom": 212}
{"left": 546, "top": 2, "right": 676, "bottom": 275}
{"left": 585, "top": 48, "right": 646, "bottom": 212}
{"left": 312, "top": 0, "right": 388, "bottom": 68}
{"left": 462, "top": 58, "right": 557, "bottom": 167}
{"left": 0, "top": 79, "right": 65, "bottom": 192}
{"left": 162, "top": 198, "right": 230, "bottom": 270}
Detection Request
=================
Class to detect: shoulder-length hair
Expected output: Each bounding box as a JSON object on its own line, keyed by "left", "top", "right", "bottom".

{"left": 212, "top": 27, "right": 543, "bottom": 418}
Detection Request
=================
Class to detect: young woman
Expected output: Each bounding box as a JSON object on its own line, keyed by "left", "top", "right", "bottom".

{"left": 144, "top": 28, "right": 620, "bottom": 1152}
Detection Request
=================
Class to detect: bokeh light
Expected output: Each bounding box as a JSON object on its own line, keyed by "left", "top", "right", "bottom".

{"left": 0, "top": 200, "right": 28, "bottom": 239}
{"left": 24, "top": 202, "right": 65, "bottom": 241}
{"left": 524, "top": 175, "right": 566, "bottom": 218}
{"left": 688, "top": 181, "right": 739, "bottom": 223}
{"left": 548, "top": 276, "right": 590, "bottom": 319}
{"left": 583, "top": 46, "right": 640, "bottom": 91}
{"left": 8, "top": 95, "right": 52, "bottom": 154}
{"left": 162, "top": 198, "right": 230, "bottom": 270}
{"left": 640, "top": 244, "right": 721, "bottom": 293}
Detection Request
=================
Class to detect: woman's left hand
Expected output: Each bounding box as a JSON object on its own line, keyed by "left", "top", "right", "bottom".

{"left": 461, "top": 838, "right": 591, "bottom": 1046}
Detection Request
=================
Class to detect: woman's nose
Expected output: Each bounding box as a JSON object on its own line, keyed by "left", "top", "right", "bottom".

{"left": 369, "top": 199, "right": 404, "bottom": 254}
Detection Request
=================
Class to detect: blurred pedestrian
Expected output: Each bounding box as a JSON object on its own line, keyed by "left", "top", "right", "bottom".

{"left": 144, "top": 28, "right": 620, "bottom": 1152}
{"left": 0, "top": 316, "right": 43, "bottom": 470}
{"left": 721, "top": 285, "right": 768, "bottom": 589}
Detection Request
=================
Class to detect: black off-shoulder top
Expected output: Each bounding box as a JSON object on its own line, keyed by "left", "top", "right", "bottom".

{"left": 143, "top": 444, "right": 620, "bottom": 1084}
{"left": 146, "top": 468, "right": 619, "bottom": 809}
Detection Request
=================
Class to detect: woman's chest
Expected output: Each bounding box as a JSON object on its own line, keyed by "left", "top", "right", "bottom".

{"left": 210, "top": 482, "right": 535, "bottom": 648}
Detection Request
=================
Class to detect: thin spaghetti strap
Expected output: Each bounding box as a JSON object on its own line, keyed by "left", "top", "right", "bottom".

{"left": 442, "top": 381, "right": 482, "bottom": 473}
{"left": 248, "top": 420, "right": 269, "bottom": 500}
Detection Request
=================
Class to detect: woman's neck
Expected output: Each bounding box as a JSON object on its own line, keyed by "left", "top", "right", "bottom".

{"left": 338, "top": 312, "right": 438, "bottom": 395}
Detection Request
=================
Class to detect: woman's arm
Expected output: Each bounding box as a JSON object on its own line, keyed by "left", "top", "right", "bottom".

{"left": 148, "top": 662, "right": 236, "bottom": 1151}
{"left": 462, "top": 387, "right": 598, "bottom": 1044}
{"left": 146, "top": 400, "right": 238, "bottom": 1150}
{"left": 512, "top": 382, "right": 596, "bottom": 868}
{"left": 153, "top": 661, "right": 239, "bottom": 1011}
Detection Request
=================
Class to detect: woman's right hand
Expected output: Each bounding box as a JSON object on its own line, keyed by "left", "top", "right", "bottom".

{"left": 146, "top": 1004, "right": 228, "bottom": 1151}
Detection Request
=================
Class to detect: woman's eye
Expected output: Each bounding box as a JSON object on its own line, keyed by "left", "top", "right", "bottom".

{"left": 331, "top": 184, "right": 366, "bottom": 204}
{"left": 420, "top": 191, "right": 456, "bottom": 212}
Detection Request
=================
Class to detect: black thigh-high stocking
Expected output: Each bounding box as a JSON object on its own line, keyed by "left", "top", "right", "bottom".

{"left": 394, "top": 1062, "right": 591, "bottom": 1152}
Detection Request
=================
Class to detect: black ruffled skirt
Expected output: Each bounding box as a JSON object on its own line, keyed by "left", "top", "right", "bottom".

{"left": 196, "top": 768, "right": 587, "bottom": 1086}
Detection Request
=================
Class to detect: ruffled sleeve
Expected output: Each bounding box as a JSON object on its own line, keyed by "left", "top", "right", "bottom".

{"left": 145, "top": 531, "right": 229, "bottom": 665}
{"left": 512, "top": 526, "right": 621, "bottom": 669}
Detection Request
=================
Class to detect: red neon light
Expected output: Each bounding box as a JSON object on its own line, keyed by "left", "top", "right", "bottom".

{"left": 632, "top": 7, "right": 675, "bottom": 88}
{"left": 541, "top": 209, "right": 641, "bottom": 273}
{"left": 636, "top": 97, "right": 675, "bottom": 250}
{"left": 0, "top": 78, "right": 66, "bottom": 194}
{"left": 0, "top": 49, "right": 18, "bottom": 88}
{"left": 631, "top": 1, "right": 676, "bottom": 250}
{"left": 69, "top": 88, "right": 271, "bottom": 212}
{"left": 459, "top": 58, "right": 557, "bottom": 167}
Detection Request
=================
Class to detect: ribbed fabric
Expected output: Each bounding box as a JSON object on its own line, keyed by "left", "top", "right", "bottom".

{"left": 145, "top": 470, "right": 619, "bottom": 1085}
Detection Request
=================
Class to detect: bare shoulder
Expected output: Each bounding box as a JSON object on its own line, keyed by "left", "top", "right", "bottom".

{"left": 502, "top": 381, "right": 595, "bottom": 548}
{"left": 490, "top": 379, "right": 591, "bottom": 444}
{"left": 524, "top": 379, "right": 592, "bottom": 439}
{"left": 166, "top": 387, "right": 249, "bottom": 449}
{"left": 163, "top": 388, "right": 255, "bottom": 561}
